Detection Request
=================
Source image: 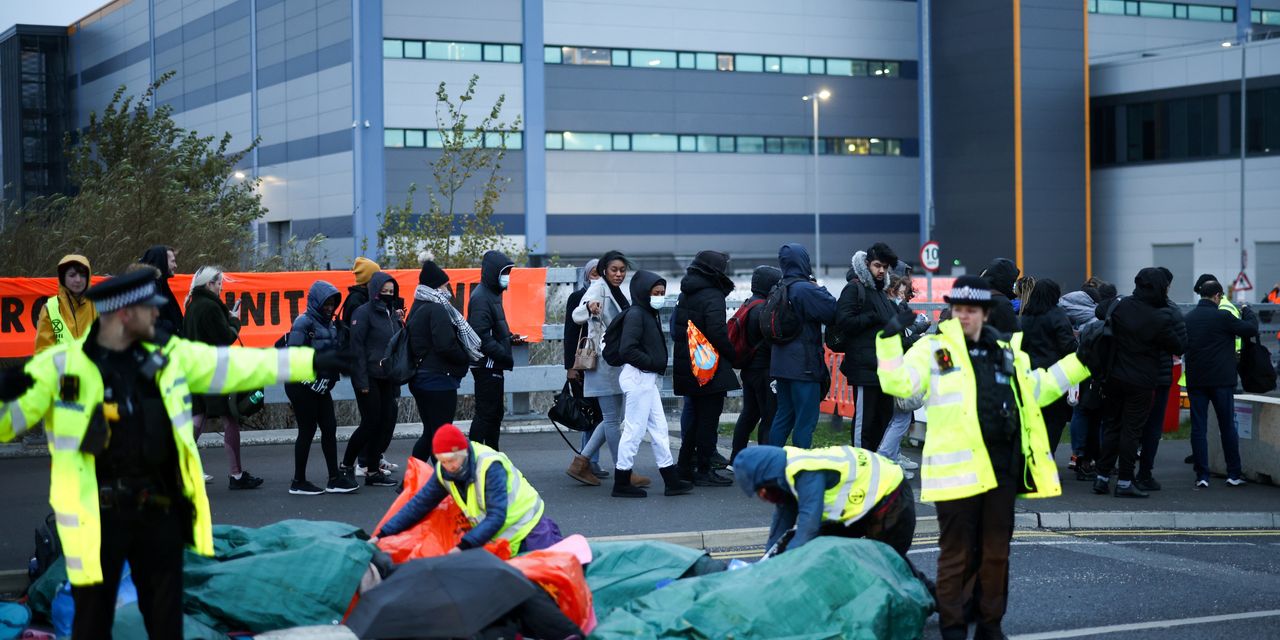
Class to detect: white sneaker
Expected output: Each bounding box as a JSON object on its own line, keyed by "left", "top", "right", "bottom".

{"left": 355, "top": 465, "right": 368, "bottom": 478}
{"left": 896, "top": 455, "right": 919, "bottom": 471}
{"left": 1226, "top": 477, "right": 1247, "bottom": 487}
{"left": 380, "top": 456, "right": 398, "bottom": 472}
{"left": 902, "top": 468, "right": 916, "bottom": 480}
{"left": 1195, "top": 479, "right": 1209, "bottom": 488}
{"left": 203, "top": 474, "right": 213, "bottom": 483}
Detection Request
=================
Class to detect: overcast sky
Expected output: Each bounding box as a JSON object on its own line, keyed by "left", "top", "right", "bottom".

{"left": 2, "top": 0, "right": 107, "bottom": 31}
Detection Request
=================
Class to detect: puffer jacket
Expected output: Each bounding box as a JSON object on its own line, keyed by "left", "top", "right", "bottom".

{"left": 467, "top": 251, "right": 515, "bottom": 371}
{"left": 743, "top": 265, "right": 783, "bottom": 371}
{"left": 183, "top": 286, "right": 242, "bottom": 417}
{"left": 769, "top": 244, "right": 837, "bottom": 383}
{"left": 407, "top": 294, "right": 471, "bottom": 381}
{"left": 35, "top": 254, "right": 97, "bottom": 354}
{"left": 287, "top": 281, "right": 344, "bottom": 390}
{"left": 834, "top": 250, "right": 897, "bottom": 385}
{"left": 1098, "top": 268, "right": 1186, "bottom": 388}
{"left": 1058, "top": 290, "right": 1098, "bottom": 330}
{"left": 979, "top": 258, "right": 1021, "bottom": 335}
{"left": 350, "top": 272, "right": 404, "bottom": 390}
{"left": 672, "top": 252, "right": 740, "bottom": 396}
{"left": 618, "top": 270, "right": 669, "bottom": 374}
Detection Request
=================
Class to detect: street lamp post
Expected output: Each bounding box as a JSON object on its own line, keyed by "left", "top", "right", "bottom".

{"left": 803, "top": 90, "right": 830, "bottom": 276}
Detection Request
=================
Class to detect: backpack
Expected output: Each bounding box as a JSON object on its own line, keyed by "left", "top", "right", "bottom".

{"left": 1238, "top": 333, "right": 1278, "bottom": 393}
{"left": 29, "top": 512, "right": 61, "bottom": 585}
{"left": 759, "top": 277, "right": 805, "bottom": 344}
{"left": 381, "top": 325, "right": 418, "bottom": 384}
{"left": 727, "top": 299, "right": 764, "bottom": 368}
{"left": 1076, "top": 300, "right": 1119, "bottom": 378}
{"left": 601, "top": 308, "right": 631, "bottom": 368}
{"left": 825, "top": 281, "right": 865, "bottom": 353}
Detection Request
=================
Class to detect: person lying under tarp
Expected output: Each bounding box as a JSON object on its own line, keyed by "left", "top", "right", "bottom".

{"left": 733, "top": 445, "right": 934, "bottom": 591}
{"left": 372, "top": 424, "right": 563, "bottom": 555}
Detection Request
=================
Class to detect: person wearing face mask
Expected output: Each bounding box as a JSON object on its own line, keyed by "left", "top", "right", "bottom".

{"left": 285, "top": 281, "right": 358, "bottom": 496}
{"left": 341, "top": 271, "right": 404, "bottom": 487}
{"left": 36, "top": 254, "right": 98, "bottom": 354}
{"left": 372, "top": 424, "right": 562, "bottom": 555}
{"left": 833, "top": 242, "right": 900, "bottom": 453}
{"left": 183, "top": 266, "right": 264, "bottom": 490}
{"left": 467, "top": 251, "right": 525, "bottom": 450}
{"left": 566, "top": 251, "right": 649, "bottom": 488}
{"left": 877, "top": 275, "right": 1090, "bottom": 640}
{"left": 407, "top": 256, "right": 483, "bottom": 463}
{"left": 609, "top": 270, "right": 694, "bottom": 498}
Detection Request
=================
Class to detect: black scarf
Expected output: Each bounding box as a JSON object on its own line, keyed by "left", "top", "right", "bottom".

{"left": 607, "top": 282, "right": 630, "bottom": 312}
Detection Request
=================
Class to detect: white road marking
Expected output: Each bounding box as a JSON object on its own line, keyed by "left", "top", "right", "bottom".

{"left": 1010, "top": 608, "right": 1280, "bottom": 639}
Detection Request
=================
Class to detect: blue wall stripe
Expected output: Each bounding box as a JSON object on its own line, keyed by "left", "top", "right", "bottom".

{"left": 80, "top": 42, "right": 149, "bottom": 84}
{"left": 258, "top": 130, "right": 352, "bottom": 166}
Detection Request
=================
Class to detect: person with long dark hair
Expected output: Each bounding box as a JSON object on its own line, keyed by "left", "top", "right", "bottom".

{"left": 286, "top": 281, "right": 358, "bottom": 495}
{"left": 1017, "top": 278, "right": 1077, "bottom": 454}
{"left": 407, "top": 257, "right": 480, "bottom": 463}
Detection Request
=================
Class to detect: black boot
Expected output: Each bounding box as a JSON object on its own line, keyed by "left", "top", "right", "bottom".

{"left": 659, "top": 466, "right": 693, "bottom": 496}
{"left": 1092, "top": 476, "right": 1110, "bottom": 495}
{"left": 694, "top": 469, "right": 734, "bottom": 486}
{"left": 612, "top": 469, "right": 647, "bottom": 498}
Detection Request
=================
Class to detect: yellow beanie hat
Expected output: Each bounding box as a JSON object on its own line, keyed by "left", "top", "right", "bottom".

{"left": 352, "top": 257, "right": 381, "bottom": 285}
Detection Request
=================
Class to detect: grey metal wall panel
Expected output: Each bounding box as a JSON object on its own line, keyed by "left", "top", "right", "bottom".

{"left": 931, "top": 0, "right": 1018, "bottom": 275}
{"left": 383, "top": 0, "right": 523, "bottom": 43}
{"left": 545, "top": 66, "right": 917, "bottom": 139}
{"left": 383, "top": 148, "right": 528, "bottom": 217}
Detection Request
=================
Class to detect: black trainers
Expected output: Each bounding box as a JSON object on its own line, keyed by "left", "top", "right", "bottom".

{"left": 366, "top": 471, "right": 397, "bottom": 487}
{"left": 326, "top": 475, "right": 360, "bottom": 493}
{"left": 1114, "top": 483, "right": 1149, "bottom": 498}
{"left": 230, "top": 471, "right": 264, "bottom": 490}
{"left": 1092, "top": 477, "right": 1110, "bottom": 495}
{"left": 710, "top": 452, "right": 731, "bottom": 470}
{"left": 693, "top": 470, "right": 734, "bottom": 487}
{"left": 1134, "top": 476, "right": 1162, "bottom": 492}
{"left": 289, "top": 480, "right": 325, "bottom": 496}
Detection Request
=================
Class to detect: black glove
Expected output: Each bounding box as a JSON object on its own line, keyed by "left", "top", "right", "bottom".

{"left": 880, "top": 309, "right": 918, "bottom": 339}
{"left": 0, "top": 369, "right": 34, "bottom": 402}
{"left": 312, "top": 350, "right": 354, "bottom": 377}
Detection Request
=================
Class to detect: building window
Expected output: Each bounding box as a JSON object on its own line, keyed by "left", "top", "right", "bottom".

{"left": 562, "top": 131, "right": 612, "bottom": 151}
{"left": 562, "top": 46, "right": 611, "bottom": 65}
{"left": 695, "top": 53, "right": 717, "bottom": 70}
{"left": 386, "top": 39, "right": 520, "bottom": 62}
{"left": 543, "top": 44, "right": 907, "bottom": 79}
{"left": 735, "top": 54, "right": 764, "bottom": 73}
{"left": 403, "top": 40, "right": 424, "bottom": 58}
{"left": 632, "top": 50, "right": 677, "bottom": 69}
{"left": 611, "top": 49, "right": 630, "bottom": 66}
{"left": 385, "top": 129, "right": 522, "bottom": 150}
{"left": 545, "top": 46, "right": 562, "bottom": 64}
{"left": 678, "top": 52, "right": 695, "bottom": 69}
{"left": 405, "top": 130, "right": 425, "bottom": 147}
{"left": 383, "top": 39, "right": 403, "bottom": 58}
{"left": 385, "top": 129, "right": 405, "bottom": 147}
{"left": 612, "top": 134, "right": 632, "bottom": 151}
{"left": 1091, "top": 0, "right": 1251, "bottom": 23}
{"left": 546, "top": 132, "right": 564, "bottom": 149}
{"left": 764, "top": 56, "right": 781, "bottom": 72}
{"left": 809, "top": 58, "right": 826, "bottom": 75}
{"left": 716, "top": 54, "right": 734, "bottom": 71}
{"left": 633, "top": 134, "right": 679, "bottom": 152}
{"left": 827, "top": 59, "right": 853, "bottom": 76}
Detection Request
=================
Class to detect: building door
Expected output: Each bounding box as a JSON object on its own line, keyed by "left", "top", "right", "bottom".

{"left": 1257, "top": 242, "right": 1280, "bottom": 301}
{"left": 1153, "top": 243, "right": 1194, "bottom": 303}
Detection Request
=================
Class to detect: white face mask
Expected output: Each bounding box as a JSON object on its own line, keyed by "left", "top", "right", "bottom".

{"left": 649, "top": 295, "right": 666, "bottom": 309}
{"left": 498, "top": 274, "right": 510, "bottom": 289}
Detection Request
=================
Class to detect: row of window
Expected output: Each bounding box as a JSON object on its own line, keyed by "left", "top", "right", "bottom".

{"left": 384, "top": 129, "right": 525, "bottom": 149}
{"left": 384, "top": 129, "right": 907, "bottom": 156}
{"left": 1089, "top": 0, "right": 1280, "bottom": 25}
{"left": 1093, "top": 87, "right": 1280, "bottom": 166}
{"left": 545, "top": 46, "right": 901, "bottom": 77}
{"left": 382, "top": 39, "right": 522, "bottom": 63}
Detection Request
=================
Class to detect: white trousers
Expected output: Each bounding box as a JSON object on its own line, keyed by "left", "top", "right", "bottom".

{"left": 617, "top": 364, "right": 675, "bottom": 471}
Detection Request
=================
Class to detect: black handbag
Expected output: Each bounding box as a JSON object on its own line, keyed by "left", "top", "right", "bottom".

{"left": 547, "top": 381, "right": 603, "bottom": 454}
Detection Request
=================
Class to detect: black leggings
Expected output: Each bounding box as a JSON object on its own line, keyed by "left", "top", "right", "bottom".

{"left": 344, "top": 378, "right": 400, "bottom": 469}
{"left": 732, "top": 369, "right": 776, "bottom": 462}
{"left": 678, "top": 393, "right": 725, "bottom": 473}
{"left": 410, "top": 387, "right": 459, "bottom": 462}
{"left": 287, "top": 384, "right": 338, "bottom": 482}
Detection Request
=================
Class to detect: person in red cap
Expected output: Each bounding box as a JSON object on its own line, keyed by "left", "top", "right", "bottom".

{"left": 372, "top": 424, "right": 561, "bottom": 554}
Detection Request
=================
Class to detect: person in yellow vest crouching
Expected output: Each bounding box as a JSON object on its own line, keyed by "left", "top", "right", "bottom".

{"left": 373, "top": 424, "right": 563, "bottom": 555}
{"left": 0, "top": 269, "right": 349, "bottom": 637}
{"left": 35, "top": 254, "right": 98, "bottom": 354}
{"left": 876, "top": 275, "right": 1091, "bottom": 640}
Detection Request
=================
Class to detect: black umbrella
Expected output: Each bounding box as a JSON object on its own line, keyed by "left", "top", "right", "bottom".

{"left": 346, "top": 550, "right": 539, "bottom": 640}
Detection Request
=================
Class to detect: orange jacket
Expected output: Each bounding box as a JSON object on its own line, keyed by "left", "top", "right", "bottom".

{"left": 34, "top": 255, "right": 98, "bottom": 354}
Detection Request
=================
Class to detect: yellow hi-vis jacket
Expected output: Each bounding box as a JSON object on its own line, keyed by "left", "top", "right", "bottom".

{"left": 0, "top": 334, "right": 317, "bottom": 586}
{"left": 876, "top": 319, "right": 1091, "bottom": 503}
{"left": 783, "top": 446, "right": 904, "bottom": 525}
{"left": 437, "top": 443, "right": 545, "bottom": 554}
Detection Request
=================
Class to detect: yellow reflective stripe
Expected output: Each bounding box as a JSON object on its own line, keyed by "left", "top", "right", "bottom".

{"left": 878, "top": 355, "right": 904, "bottom": 372}
{"left": 52, "top": 436, "right": 79, "bottom": 450}
{"left": 922, "top": 472, "right": 981, "bottom": 491}
{"left": 842, "top": 454, "right": 883, "bottom": 525}
{"left": 65, "top": 556, "right": 83, "bottom": 571}
{"left": 923, "top": 450, "right": 974, "bottom": 466}
{"left": 208, "top": 348, "right": 231, "bottom": 393}
{"left": 55, "top": 512, "right": 79, "bottom": 528}
{"left": 499, "top": 495, "right": 544, "bottom": 540}
{"left": 927, "top": 391, "right": 965, "bottom": 407}
{"left": 52, "top": 352, "right": 67, "bottom": 377}
{"left": 4, "top": 402, "right": 29, "bottom": 436}
{"left": 276, "top": 349, "right": 291, "bottom": 382}
{"left": 1048, "top": 363, "right": 1071, "bottom": 392}
{"left": 906, "top": 366, "right": 923, "bottom": 396}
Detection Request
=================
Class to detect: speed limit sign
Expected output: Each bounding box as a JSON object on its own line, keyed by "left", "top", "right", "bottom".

{"left": 920, "top": 241, "right": 940, "bottom": 273}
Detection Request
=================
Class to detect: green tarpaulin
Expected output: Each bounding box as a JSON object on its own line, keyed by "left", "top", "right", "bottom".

{"left": 589, "top": 537, "right": 934, "bottom": 640}
{"left": 586, "top": 540, "right": 707, "bottom": 618}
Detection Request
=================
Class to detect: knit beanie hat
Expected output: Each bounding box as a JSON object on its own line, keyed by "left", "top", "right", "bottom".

{"left": 352, "top": 257, "right": 381, "bottom": 286}
{"left": 432, "top": 424, "right": 470, "bottom": 456}
{"left": 419, "top": 260, "right": 449, "bottom": 288}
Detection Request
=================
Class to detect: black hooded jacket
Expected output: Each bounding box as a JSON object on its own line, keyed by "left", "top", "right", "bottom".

{"left": 769, "top": 244, "right": 837, "bottom": 383}
{"left": 618, "top": 270, "right": 669, "bottom": 374}
{"left": 742, "top": 266, "right": 783, "bottom": 370}
{"left": 672, "top": 252, "right": 740, "bottom": 396}
{"left": 1097, "top": 268, "right": 1187, "bottom": 388}
{"left": 834, "top": 250, "right": 898, "bottom": 385}
{"left": 350, "top": 272, "right": 403, "bottom": 390}
{"left": 467, "top": 250, "right": 515, "bottom": 371}
{"left": 980, "top": 258, "right": 1021, "bottom": 335}
{"left": 408, "top": 291, "right": 471, "bottom": 381}
{"left": 1017, "top": 280, "right": 1078, "bottom": 371}
{"left": 341, "top": 285, "right": 369, "bottom": 329}
{"left": 140, "top": 245, "right": 183, "bottom": 337}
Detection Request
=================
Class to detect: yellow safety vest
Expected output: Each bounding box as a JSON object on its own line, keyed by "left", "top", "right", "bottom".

{"left": 0, "top": 334, "right": 316, "bottom": 586}
{"left": 45, "top": 297, "right": 68, "bottom": 346}
{"left": 438, "top": 443, "right": 545, "bottom": 555}
{"left": 876, "top": 319, "right": 1090, "bottom": 503}
{"left": 783, "top": 446, "right": 904, "bottom": 525}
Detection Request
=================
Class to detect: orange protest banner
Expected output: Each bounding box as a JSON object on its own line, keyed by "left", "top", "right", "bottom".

{"left": 0, "top": 268, "right": 547, "bottom": 358}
